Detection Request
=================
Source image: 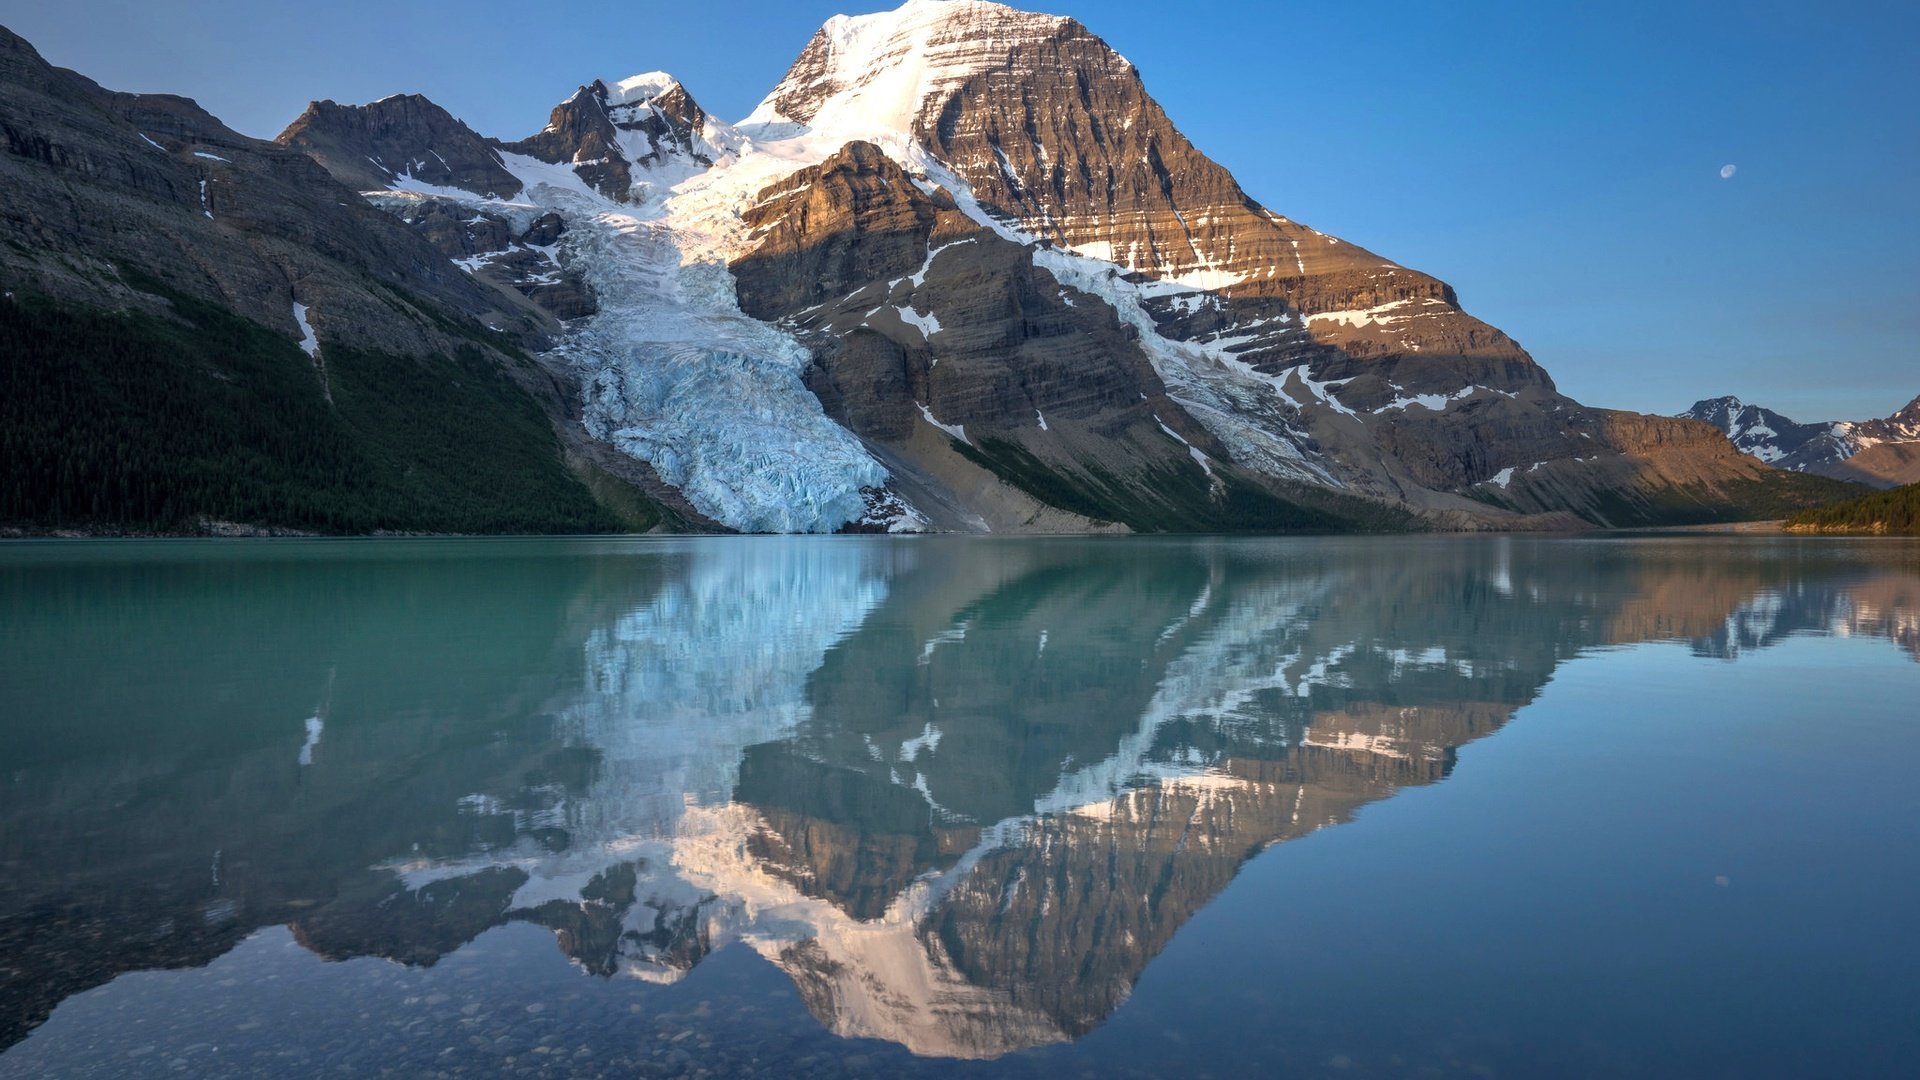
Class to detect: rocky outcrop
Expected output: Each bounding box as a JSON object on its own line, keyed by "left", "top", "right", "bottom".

{"left": 496, "top": 74, "right": 717, "bottom": 201}
{"left": 276, "top": 94, "right": 522, "bottom": 198}
{"left": 379, "top": 200, "right": 596, "bottom": 320}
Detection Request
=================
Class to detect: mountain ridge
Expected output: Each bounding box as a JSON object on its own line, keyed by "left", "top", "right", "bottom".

{"left": 1681, "top": 393, "right": 1920, "bottom": 488}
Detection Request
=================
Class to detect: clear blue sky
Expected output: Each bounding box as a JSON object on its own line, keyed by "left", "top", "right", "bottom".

{"left": 3, "top": 0, "right": 1914, "bottom": 420}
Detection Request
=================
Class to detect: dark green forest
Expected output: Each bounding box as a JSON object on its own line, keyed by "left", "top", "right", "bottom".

{"left": 1786, "top": 482, "right": 1920, "bottom": 535}
{"left": 1, "top": 286, "right": 635, "bottom": 534}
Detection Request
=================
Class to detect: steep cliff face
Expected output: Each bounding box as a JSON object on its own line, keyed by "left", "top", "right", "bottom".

{"left": 755, "top": 2, "right": 1538, "bottom": 380}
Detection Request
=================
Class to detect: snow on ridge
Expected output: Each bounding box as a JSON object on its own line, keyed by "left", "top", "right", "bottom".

{"left": 604, "top": 71, "right": 683, "bottom": 105}
{"left": 744, "top": 0, "right": 1082, "bottom": 132}
{"left": 1307, "top": 297, "right": 1448, "bottom": 330}
{"left": 1374, "top": 385, "right": 1512, "bottom": 414}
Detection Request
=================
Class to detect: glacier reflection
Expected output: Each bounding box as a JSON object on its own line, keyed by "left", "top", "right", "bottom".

{"left": 1, "top": 537, "right": 1916, "bottom": 1058}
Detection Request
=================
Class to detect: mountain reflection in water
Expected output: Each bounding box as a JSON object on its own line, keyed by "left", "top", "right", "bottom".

{"left": 1, "top": 536, "right": 1916, "bottom": 1060}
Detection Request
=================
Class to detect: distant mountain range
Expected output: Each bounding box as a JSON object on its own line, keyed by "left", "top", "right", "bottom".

{"left": 1680, "top": 395, "right": 1920, "bottom": 488}
{"left": 0, "top": 1, "right": 1867, "bottom": 534}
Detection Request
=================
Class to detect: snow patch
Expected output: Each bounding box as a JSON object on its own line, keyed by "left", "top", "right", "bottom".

{"left": 917, "top": 401, "right": 970, "bottom": 445}
{"left": 1307, "top": 297, "right": 1448, "bottom": 330}
{"left": 896, "top": 304, "right": 942, "bottom": 339}
{"left": 292, "top": 302, "right": 319, "bottom": 358}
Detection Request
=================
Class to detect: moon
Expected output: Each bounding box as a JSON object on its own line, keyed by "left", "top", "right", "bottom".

{"left": 1719, "top": 164, "right": 1738, "bottom": 179}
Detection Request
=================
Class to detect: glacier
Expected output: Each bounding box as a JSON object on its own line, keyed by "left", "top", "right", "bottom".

{"left": 365, "top": 116, "right": 893, "bottom": 534}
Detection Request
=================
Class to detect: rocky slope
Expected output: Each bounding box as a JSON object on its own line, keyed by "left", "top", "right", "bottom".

{"left": 1683, "top": 394, "right": 1920, "bottom": 488}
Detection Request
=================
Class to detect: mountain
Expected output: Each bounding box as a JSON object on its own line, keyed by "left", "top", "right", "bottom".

{"left": 0, "top": 25, "right": 712, "bottom": 535}
{"left": 1682, "top": 394, "right": 1920, "bottom": 488}
{"left": 4, "top": 4, "right": 1866, "bottom": 534}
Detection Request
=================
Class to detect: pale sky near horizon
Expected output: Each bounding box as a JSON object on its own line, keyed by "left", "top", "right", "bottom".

{"left": 3, "top": 0, "right": 1914, "bottom": 421}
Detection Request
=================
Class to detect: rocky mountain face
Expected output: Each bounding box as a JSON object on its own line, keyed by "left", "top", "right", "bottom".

{"left": 493, "top": 74, "right": 721, "bottom": 201}
{"left": 729, "top": 140, "right": 1373, "bottom": 531}
{"left": 1683, "top": 394, "right": 1920, "bottom": 488}
{"left": 3, "top": 3, "right": 1866, "bottom": 534}
{"left": 0, "top": 26, "right": 538, "bottom": 357}
{"left": 278, "top": 94, "right": 524, "bottom": 199}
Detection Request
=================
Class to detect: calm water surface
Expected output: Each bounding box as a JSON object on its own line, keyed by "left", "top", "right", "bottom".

{"left": 1, "top": 535, "right": 1916, "bottom": 1078}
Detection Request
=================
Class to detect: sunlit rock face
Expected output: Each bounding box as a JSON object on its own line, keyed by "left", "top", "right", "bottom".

{"left": 763, "top": 1, "right": 1520, "bottom": 362}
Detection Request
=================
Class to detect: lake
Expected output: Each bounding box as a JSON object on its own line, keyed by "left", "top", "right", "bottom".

{"left": 1, "top": 535, "right": 1916, "bottom": 1078}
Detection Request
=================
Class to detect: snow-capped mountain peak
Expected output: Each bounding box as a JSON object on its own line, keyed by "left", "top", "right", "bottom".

{"left": 744, "top": 0, "right": 1082, "bottom": 134}
{"left": 1682, "top": 394, "right": 1920, "bottom": 483}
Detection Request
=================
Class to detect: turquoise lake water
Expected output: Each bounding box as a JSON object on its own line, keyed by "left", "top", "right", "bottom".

{"left": 2, "top": 535, "right": 1916, "bottom": 1078}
